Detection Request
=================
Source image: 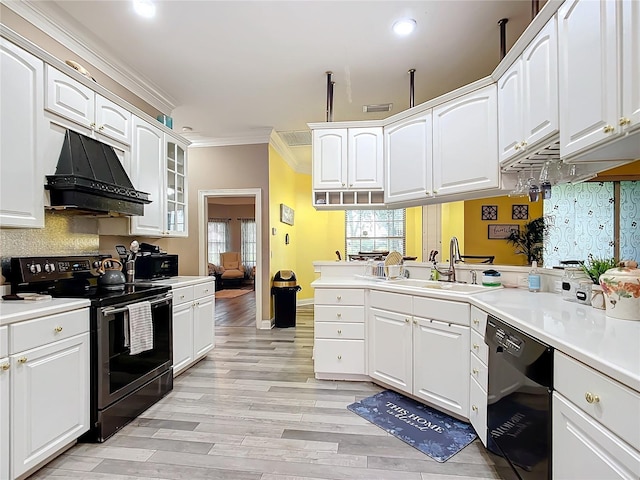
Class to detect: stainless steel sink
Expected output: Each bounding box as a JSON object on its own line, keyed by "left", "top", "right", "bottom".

{"left": 390, "top": 278, "right": 499, "bottom": 294}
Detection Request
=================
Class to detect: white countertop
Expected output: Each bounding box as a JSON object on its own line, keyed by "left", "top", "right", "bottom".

{"left": 144, "top": 276, "right": 214, "bottom": 288}
{"left": 0, "top": 298, "right": 90, "bottom": 326}
{"left": 311, "top": 276, "right": 640, "bottom": 392}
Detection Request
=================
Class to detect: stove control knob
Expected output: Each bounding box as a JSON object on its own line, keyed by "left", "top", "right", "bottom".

{"left": 44, "top": 263, "right": 56, "bottom": 273}
{"left": 29, "top": 264, "right": 42, "bottom": 274}
{"left": 93, "top": 261, "right": 102, "bottom": 269}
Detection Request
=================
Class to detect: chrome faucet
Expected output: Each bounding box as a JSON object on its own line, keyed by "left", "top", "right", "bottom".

{"left": 433, "top": 236, "right": 462, "bottom": 282}
{"left": 470, "top": 270, "right": 478, "bottom": 285}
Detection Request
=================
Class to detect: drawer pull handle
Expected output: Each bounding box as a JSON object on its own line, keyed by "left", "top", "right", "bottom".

{"left": 473, "top": 319, "right": 480, "bottom": 325}
{"left": 585, "top": 392, "right": 600, "bottom": 404}
{"left": 18, "top": 357, "right": 27, "bottom": 364}
{"left": 337, "top": 355, "right": 342, "bottom": 360}
{"left": 54, "top": 326, "right": 63, "bottom": 333}
{"left": 472, "top": 368, "right": 479, "bottom": 375}
{"left": 337, "top": 329, "right": 342, "bottom": 334}
{"left": 472, "top": 405, "right": 478, "bottom": 412}
{"left": 473, "top": 343, "right": 479, "bottom": 350}
{"left": 1, "top": 363, "right": 9, "bottom": 371}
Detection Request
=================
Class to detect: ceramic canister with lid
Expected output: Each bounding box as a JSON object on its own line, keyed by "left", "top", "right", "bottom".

{"left": 599, "top": 263, "right": 640, "bottom": 321}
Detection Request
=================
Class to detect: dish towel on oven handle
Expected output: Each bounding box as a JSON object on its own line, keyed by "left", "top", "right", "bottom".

{"left": 125, "top": 301, "right": 153, "bottom": 355}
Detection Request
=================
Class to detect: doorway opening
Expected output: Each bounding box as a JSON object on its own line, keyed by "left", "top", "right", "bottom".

{"left": 198, "top": 189, "right": 263, "bottom": 329}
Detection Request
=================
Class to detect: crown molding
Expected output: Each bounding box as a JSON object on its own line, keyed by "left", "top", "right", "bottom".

{"left": 269, "top": 131, "right": 310, "bottom": 174}
{"left": 3, "top": 0, "right": 176, "bottom": 114}
{"left": 187, "top": 129, "right": 273, "bottom": 148}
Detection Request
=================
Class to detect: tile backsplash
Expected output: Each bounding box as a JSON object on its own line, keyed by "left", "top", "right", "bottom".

{"left": 0, "top": 211, "right": 99, "bottom": 283}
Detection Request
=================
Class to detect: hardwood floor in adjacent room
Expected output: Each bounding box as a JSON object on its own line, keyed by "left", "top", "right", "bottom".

{"left": 30, "top": 305, "right": 511, "bottom": 480}
{"left": 216, "top": 286, "right": 256, "bottom": 327}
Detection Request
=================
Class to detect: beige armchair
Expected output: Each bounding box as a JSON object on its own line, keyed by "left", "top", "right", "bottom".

{"left": 219, "top": 252, "right": 245, "bottom": 287}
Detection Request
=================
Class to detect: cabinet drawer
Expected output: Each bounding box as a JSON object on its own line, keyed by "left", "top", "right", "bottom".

{"left": 555, "top": 352, "right": 640, "bottom": 450}
{"left": 469, "top": 376, "right": 488, "bottom": 447}
{"left": 470, "top": 329, "right": 488, "bottom": 364}
{"left": 470, "top": 306, "right": 487, "bottom": 336}
{"left": 370, "top": 290, "right": 412, "bottom": 314}
{"left": 194, "top": 281, "right": 215, "bottom": 299}
{"left": 314, "top": 339, "right": 365, "bottom": 374}
{"left": 0, "top": 326, "right": 7, "bottom": 358}
{"left": 413, "top": 296, "right": 469, "bottom": 325}
{"left": 315, "top": 288, "right": 364, "bottom": 306}
{"left": 172, "top": 285, "right": 194, "bottom": 305}
{"left": 9, "top": 308, "right": 89, "bottom": 354}
{"left": 470, "top": 351, "right": 488, "bottom": 391}
{"left": 315, "top": 322, "right": 364, "bottom": 340}
{"left": 314, "top": 305, "right": 364, "bottom": 323}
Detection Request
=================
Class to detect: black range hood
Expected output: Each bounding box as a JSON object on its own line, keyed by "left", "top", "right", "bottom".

{"left": 46, "top": 130, "right": 151, "bottom": 216}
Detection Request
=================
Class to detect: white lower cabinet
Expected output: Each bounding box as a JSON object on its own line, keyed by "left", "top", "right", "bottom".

{"left": 1, "top": 354, "right": 8, "bottom": 480}
{"left": 7, "top": 308, "right": 90, "bottom": 480}
{"left": 553, "top": 351, "right": 640, "bottom": 480}
{"left": 468, "top": 306, "right": 489, "bottom": 445}
{"left": 313, "top": 288, "right": 366, "bottom": 379}
{"left": 171, "top": 281, "right": 215, "bottom": 376}
{"left": 368, "top": 291, "right": 470, "bottom": 418}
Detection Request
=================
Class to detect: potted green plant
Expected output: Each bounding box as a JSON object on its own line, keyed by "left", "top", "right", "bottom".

{"left": 581, "top": 254, "right": 618, "bottom": 284}
{"left": 507, "top": 216, "right": 549, "bottom": 265}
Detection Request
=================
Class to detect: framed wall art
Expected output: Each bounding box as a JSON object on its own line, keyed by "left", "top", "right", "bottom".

{"left": 280, "top": 203, "right": 294, "bottom": 225}
{"left": 488, "top": 224, "right": 519, "bottom": 239}
{"left": 481, "top": 205, "right": 498, "bottom": 221}
{"left": 512, "top": 204, "right": 529, "bottom": 220}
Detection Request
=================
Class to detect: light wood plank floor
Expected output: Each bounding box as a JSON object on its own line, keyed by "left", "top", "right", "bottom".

{"left": 30, "top": 305, "right": 513, "bottom": 480}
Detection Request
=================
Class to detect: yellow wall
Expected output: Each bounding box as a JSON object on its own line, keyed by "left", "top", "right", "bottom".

{"left": 441, "top": 201, "right": 465, "bottom": 262}
{"left": 464, "top": 195, "right": 544, "bottom": 265}
{"left": 405, "top": 206, "right": 423, "bottom": 261}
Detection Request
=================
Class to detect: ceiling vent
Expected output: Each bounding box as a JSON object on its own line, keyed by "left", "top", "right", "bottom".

{"left": 278, "top": 130, "right": 312, "bottom": 147}
{"left": 363, "top": 103, "right": 393, "bottom": 113}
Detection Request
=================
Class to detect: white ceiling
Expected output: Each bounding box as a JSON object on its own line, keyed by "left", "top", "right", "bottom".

{"left": 29, "top": 0, "right": 540, "bottom": 170}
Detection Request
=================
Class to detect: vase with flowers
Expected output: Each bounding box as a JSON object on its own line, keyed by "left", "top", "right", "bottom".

{"left": 582, "top": 254, "right": 618, "bottom": 309}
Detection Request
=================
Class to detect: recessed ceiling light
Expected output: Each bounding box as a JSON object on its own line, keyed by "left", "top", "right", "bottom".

{"left": 133, "top": 0, "right": 156, "bottom": 19}
{"left": 393, "top": 18, "right": 417, "bottom": 36}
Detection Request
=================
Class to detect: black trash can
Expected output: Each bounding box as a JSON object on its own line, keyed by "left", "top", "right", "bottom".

{"left": 272, "top": 270, "right": 302, "bottom": 328}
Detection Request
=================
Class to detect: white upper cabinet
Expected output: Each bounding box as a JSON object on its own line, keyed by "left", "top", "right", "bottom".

{"left": 312, "top": 127, "right": 382, "bottom": 191}
{"left": 558, "top": 0, "right": 619, "bottom": 158}
{"left": 384, "top": 111, "right": 433, "bottom": 204}
{"left": 498, "top": 16, "right": 558, "bottom": 164}
{"left": 432, "top": 85, "right": 499, "bottom": 196}
{"left": 0, "top": 38, "right": 47, "bottom": 228}
{"left": 165, "top": 138, "right": 188, "bottom": 236}
{"left": 621, "top": 0, "right": 640, "bottom": 134}
{"left": 45, "top": 65, "right": 131, "bottom": 146}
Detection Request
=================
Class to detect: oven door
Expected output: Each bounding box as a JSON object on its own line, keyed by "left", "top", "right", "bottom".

{"left": 95, "top": 292, "right": 173, "bottom": 409}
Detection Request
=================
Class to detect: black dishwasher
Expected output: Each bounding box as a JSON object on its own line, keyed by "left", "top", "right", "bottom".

{"left": 485, "top": 315, "right": 554, "bottom": 480}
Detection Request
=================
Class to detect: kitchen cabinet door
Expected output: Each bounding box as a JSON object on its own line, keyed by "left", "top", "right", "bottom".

{"left": 559, "top": 0, "right": 618, "bottom": 158}
{"left": 95, "top": 94, "right": 132, "bottom": 146}
{"left": 621, "top": 0, "right": 640, "bottom": 134}
{"left": 165, "top": 137, "right": 188, "bottom": 236}
{"left": 0, "top": 356, "right": 8, "bottom": 480}
{"left": 193, "top": 295, "right": 215, "bottom": 359}
{"left": 312, "top": 129, "right": 347, "bottom": 190}
{"left": 497, "top": 60, "right": 523, "bottom": 164}
{"left": 45, "top": 65, "right": 94, "bottom": 131}
{"left": 368, "top": 307, "right": 412, "bottom": 393}
{"left": 0, "top": 39, "right": 46, "bottom": 228}
{"left": 130, "top": 116, "right": 165, "bottom": 236}
{"left": 348, "top": 127, "right": 383, "bottom": 190}
{"left": 553, "top": 393, "right": 640, "bottom": 480}
{"left": 432, "top": 85, "right": 499, "bottom": 197}
{"left": 384, "top": 111, "right": 433, "bottom": 203}
{"left": 412, "top": 317, "right": 470, "bottom": 418}
{"left": 172, "top": 302, "right": 194, "bottom": 376}
{"left": 11, "top": 333, "right": 89, "bottom": 479}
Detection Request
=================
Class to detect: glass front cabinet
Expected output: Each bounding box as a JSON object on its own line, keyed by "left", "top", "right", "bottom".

{"left": 165, "top": 139, "right": 187, "bottom": 236}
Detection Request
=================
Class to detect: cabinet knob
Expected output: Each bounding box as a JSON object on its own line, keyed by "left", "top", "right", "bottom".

{"left": 473, "top": 319, "right": 480, "bottom": 325}
{"left": 585, "top": 392, "right": 600, "bottom": 404}
{"left": 90, "top": 122, "right": 96, "bottom": 128}
{"left": 472, "top": 405, "right": 478, "bottom": 412}
{"left": 472, "top": 368, "right": 479, "bottom": 375}
{"left": 341, "top": 183, "right": 345, "bottom": 187}
{"left": 413, "top": 319, "right": 417, "bottom": 325}
{"left": 603, "top": 125, "right": 615, "bottom": 134}
{"left": 349, "top": 184, "right": 353, "bottom": 188}
{"left": 18, "top": 357, "right": 27, "bottom": 364}
{"left": 336, "top": 295, "right": 342, "bottom": 300}
{"left": 54, "top": 326, "right": 63, "bottom": 333}
{"left": 619, "top": 117, "right": 631, "bottom": 126}
{"left": 473, "top": 343, "right": 479, "bottom": 350}
{"left": 204, "top": 289, "right": 209, "bottom": 293}
{"left": 520, "top": 141, "right": 527, "bottom": 148}
{"left": 98, "top": 125, "right": 105, "bottom": 131}
{"left": 337, "top": 329, "right": 342, "bottom": 334}
{"left": 180, "top": 295, "right": 185, "bottom": 299}
{"left": 425, "top": 191, "right": 431, "bottom": 195}
{"left": 515, "top": 143, "right": 521, "bottom": 151}
{"left": 433, "top": 190, "right": 438, "bottom": 194}
{"left": 337, "top": 355, "right": 342, "bottom": 360}
{"left": 405, "top": 318, "right": 410, "bottom": 323}
{"left": 1, "top": 363, "right": 9, "bottom": 371}
{"left": 337, "top": 313, "right": 342, "bottom": 318}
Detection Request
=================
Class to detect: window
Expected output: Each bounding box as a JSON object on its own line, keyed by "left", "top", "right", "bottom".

{"left": 345, "top": 209, "right": 406, "bottom": 257}
{"left": 207, "top": 219, "right": 229, "bottom": 265}
{"left": 240, "top": 218, "right": 257, "bottom": 270}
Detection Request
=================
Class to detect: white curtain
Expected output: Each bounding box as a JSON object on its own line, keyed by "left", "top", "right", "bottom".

{"left": 240, "top": 218, "right": 256, "bottom": 272}
{"left": 207, "top": 218, "right": 230, "bottom": 265}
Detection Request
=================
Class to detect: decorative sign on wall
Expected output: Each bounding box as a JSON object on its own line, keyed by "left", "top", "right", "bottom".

{"left": 481, "top": 205, "right": 498, "bottom": 221}
{"left": 488, "top": 224, "right": 519, "bottom": 239}
{"left": 512, "top": 204, "right": 529, "bottom": 220}
{"left": 280, "top": 203, "right": 294, "bottom": 225}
